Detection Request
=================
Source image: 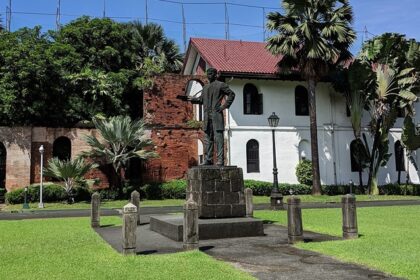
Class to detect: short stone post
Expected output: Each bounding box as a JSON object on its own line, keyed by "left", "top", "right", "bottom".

{"left": 287, "top": 196, "right": 303, "bottom": 244}
{"left": 91, "top": 192, "right": 100, "bottom": 228}
{"left": 122, "top": 203, "right": 137, "bottom": 255}
{"left": 183, "top": 197, "right": 199, "bottom": 250}
{"left": 131, "top": 190, "right": 141, "bottom": 225}
{"left": 245, "top": 188, "right": 253, "bottom": 217}
{"left": 342, "top": 194, "right": 358, "bottom": 239}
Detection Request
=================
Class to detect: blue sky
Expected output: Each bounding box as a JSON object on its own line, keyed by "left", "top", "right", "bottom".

{"left": 1, "top": 0, "right": 419, "bottom": 54}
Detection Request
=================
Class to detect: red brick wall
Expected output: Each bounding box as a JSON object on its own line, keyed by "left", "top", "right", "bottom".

{"left": 142, "top": 74, "right": 206, "bottom": 182}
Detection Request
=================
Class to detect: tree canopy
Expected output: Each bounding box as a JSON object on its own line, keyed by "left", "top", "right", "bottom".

{"left": 0, "top": 17, "right": 182, "bottom": 127}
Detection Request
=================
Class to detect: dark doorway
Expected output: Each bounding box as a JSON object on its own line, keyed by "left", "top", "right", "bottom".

{"left": 0, "top": 142, "right": 6, "bottom": 189}
{"left": 53, "top": 137, "right": 71, "bottom": 161}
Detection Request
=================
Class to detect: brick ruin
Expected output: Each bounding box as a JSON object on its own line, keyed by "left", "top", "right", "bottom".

{"left": 0, "top": 74, "right": 206, "bottom": 191}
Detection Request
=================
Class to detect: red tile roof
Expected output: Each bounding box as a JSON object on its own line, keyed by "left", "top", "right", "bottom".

{"left": 189, "top": 38, "right": 282, "bottom": 76}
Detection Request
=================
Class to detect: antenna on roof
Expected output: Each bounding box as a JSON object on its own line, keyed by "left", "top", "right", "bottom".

{"left": 224, "top": 1, "right": 230, "bottom": 40}
{"left": 262, "top": 7, "right": 266, "bottom": 41}
{"left": 182, "top": 4, "right": 187, "bottom": 52}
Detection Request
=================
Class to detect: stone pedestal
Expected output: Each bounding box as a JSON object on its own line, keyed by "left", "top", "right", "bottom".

{"left": 342, "top": 194, "right": 358, "bottom": 239}
{"left": 187, "top": 166, "right": 246, "bottom": 218}
{"left": 287, "top": 196, "right": 303, "bottom": 244}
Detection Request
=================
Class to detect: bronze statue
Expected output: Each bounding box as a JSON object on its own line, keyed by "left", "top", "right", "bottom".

{"left": 187, "top": 68, "right": 235, "bottom": 166}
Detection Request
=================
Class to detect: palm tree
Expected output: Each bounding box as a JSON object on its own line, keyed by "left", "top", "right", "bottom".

{"left": 126, "top": 21, "right": 183, "bottom": 73}
{"left": 333, "top": 60, "right": 372, "bottom": 188}
{"left": 365, "top": 65, "right": 418, "bottom": 194}
{"left": 43, "top": 158, "right": 98, "bottom": 203}
{"left": 81, "top": 116, "right": 158, "bottom": 192}
{"left": 266, "top": 0, "right": 356, "bottom": 195}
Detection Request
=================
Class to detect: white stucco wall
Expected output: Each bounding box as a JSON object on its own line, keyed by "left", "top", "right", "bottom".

{"left": 225, "top": 78, "right": 420, "bottom": 185}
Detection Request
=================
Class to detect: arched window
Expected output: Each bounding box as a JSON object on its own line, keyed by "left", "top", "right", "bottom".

{"left": 298, "top": 140, "right": 311, "bottom": 161}
{"left": 243, "top": 84, "right": 262, "bottom": 115}
{"left": 246, "top": 139, "right": 260, "bottom": 173}
{"left": 186, "top": 79, "right": 204, "bottom": 121}
{"left": 53, "top": 137, "right": 71, "bottom": 161}
{"left": 0, "top": 142, "right": 6, "bottom": 189}
{"left": 197, "top": 139, "right": 204, "bottom": 165}
{"left": 295, "top": 86, "right": 309, "bottom": 116}
{"left": 395, "top": 141, "right": 405, "bottom": 172}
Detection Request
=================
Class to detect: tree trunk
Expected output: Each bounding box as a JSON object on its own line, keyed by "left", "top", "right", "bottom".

{"left": 308, "top": 79, "right": 322, "bottom": 195}
{"left": 367, "top": 118, "right": 382, "bottom": 195}
{"left": 358, "top": 170, "right": 363, "bottom": 190}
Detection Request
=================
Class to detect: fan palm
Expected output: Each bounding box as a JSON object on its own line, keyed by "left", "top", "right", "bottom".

{"left": 43, "top": 158, "right": 98, "bottom": 203}
{"left": 266, "top": 0, "right": 356, "bottom": 195}
{"left": 127, "top": 21, "right": 183, "bottom": 73}
{"left": 81, "top": 116, "right": 158, "bottom": 191}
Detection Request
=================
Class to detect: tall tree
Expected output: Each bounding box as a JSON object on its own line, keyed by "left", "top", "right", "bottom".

{"left": 359, "top": 33, "right": 419, "bottom": 194}
{"left": 266, "top": 0, "right": 356, "bottom": 195}
{"left": 333, "top": 60, "right": 372, "bottom": 187}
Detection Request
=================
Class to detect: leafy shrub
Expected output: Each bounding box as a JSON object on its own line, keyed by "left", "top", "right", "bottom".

{"left": 5, "top": 183, "right": 91, "bottom": 204}
{"left": 161, "top": 180, "right": 187, "bottom": 199}
{"left": 244, "top": 180, "right": 312, "bottom": 196}
{"left": 140, "top": 183, "right": 163, "bottom": 200}
{"left": 379, "top": 184, "right": 420, "bottom": 195}
{"left": 0, "top": 188, "right": 5, "bottom": 202}
{"left": 295, "top": 160, "right": 313, "bottom": 186}
{"left": 321, "top": 184, "right": 366, "bottom": 195}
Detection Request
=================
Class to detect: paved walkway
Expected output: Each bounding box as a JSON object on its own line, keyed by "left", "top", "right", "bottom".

{"left": 95, "top": 218, "right": 400, "bottom": 280}
{"left": 1, "top": 199, "right": 419, "bottom": 220}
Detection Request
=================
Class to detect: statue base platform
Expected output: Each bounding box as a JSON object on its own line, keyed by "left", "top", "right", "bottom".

{"left": 150, "top": 215, "right": 264, "bottom": 241}
{"left": 187, "top": 165, "right": 246, "bottom": 218}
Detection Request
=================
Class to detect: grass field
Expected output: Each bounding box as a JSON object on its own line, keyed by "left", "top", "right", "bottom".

{"left": 2, "top": 194, "right": 419, "bottom": 211}
{"left": 254, "top": 206, "right": 420, "bottom": 280}
{"left": 0, "top": 217, "right": 252, "bottom": 280}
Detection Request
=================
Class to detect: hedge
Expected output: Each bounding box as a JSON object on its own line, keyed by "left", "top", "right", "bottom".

{"left": 5, "top": 183, "right": 91, "bottom": 204}
{"left": 5, "top": 180, "right": 420, "bottom": 204}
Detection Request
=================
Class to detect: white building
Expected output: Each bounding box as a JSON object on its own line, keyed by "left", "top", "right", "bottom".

{"left": 183, "top": 38, "right": 420, "bottom": 185}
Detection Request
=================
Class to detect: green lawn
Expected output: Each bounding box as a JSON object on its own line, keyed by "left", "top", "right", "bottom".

{"left": 2, "top": 194, "right": 419, "bottom": 212}
{"left": 0, "top": 217, "right": 252, "bottom": 280}
{"left": 255, "top": 206, "right": 420, "bottom": 280}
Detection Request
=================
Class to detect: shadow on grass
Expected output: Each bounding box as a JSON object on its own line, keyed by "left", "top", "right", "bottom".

{"left": 137, "top": 250, "right": 158, "bottom": 255}
{"left": 100, "top": 224, "right": 116, "bottom": 228}
{"left": 262, "top": 220, "right": 276, "bottom": 224}
{"left": 199, "top": 246, "right": 214, "bottom": 252}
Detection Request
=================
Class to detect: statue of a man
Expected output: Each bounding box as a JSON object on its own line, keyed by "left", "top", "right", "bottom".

{"left": 189, "top": 68, "right": 235, "bottom": 166}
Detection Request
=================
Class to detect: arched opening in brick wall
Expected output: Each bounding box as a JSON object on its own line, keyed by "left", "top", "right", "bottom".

{"left": 0, "top": 142, "right": 6, "bottom": 189}
{"left": 185, "top": 79, "right": 204, "bottom": 121}
{"left": 53, "top": 136, "right": 71, "bottom": 161}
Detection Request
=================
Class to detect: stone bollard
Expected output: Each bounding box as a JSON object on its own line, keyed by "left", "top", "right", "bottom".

{"left": 287, "top": 196, "right": 303, "bottom": 244}
{"left": 244, "top": 188, "right": 253, "bottom": 217}
{"left": 342, "top": 194, "right": 358, "bottom": 239}
{"left": 91, "top": 192, "right": 100, "bottom": 228}
{"left": 183, "top": 197, "right": 199, "bottom": 250}
{"left": 131, "top": 190, "right": 141, "bottom": 225}
{"left": 122, "top": 203, "right": 137, "bottom": 255}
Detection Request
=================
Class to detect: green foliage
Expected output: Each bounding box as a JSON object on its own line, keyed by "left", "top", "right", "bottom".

{"left": 402, "top": 116, "right": 420, "bottom": 150}
{"left": 161, "top": 179, "right": 187, "bottom": 199}
{"left": 82, "top": 116, "right": 158, "bottom": 190}
{"left": 295, "top": 160, "right": 313, "bottom": 186}
{"left": 0, "top": 17, "right": 180, "bottom": 126}
{"left": 43, "top": 158, "right": 98, "bottom": 202}
{"left": 186, "top": 119, "right": 203, "bottom": 129}
{"left": 244, "top": 180, "right": 312, "bottom": 196}
{"left": 5, "top": 183, "right": 92, "bottom": 204}
{"left": 0, "top": 188, "right": 5, "bottom": 202}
